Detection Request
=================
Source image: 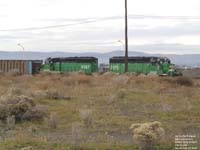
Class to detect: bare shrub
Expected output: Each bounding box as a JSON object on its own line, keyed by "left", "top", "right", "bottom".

{"left": 45, "top": 113, "right": 58, "bottom": 129}
{"left": 0, "top": 104, "right": 9, "bottom": 120}
{"left": 107, "top": 95, "right": 117, "bottom": 105}
{"left": 45, "top": 89, "right": 71, "bottom": 100}
{"left": 78, "top": 70, "right": 85, "bottom": 75}
{"left": 130, "top": 121, "right": 165, "bottom": 150}
{"left": 32, "top": 90, "right": 47, "bottom": 100}
{"left": 38, "top": 82, "right": 50, "bottom": 90}
{"left": 117, "top": 89, "right": 126, "bottom": 99}
{"left": 79, "top": 109, "right": 93, "bottom": 128}
{"left": 3, "top": 95, "right": 35, "bottom": 121}
{"left": 28, "top": 126, "right": 38, "bottom": 134}
{"left": 107, "top": 89, "right": 126, "bottom": 105}
{"left": 102, "top": 72, "right": 115, "bottom": 76}
{"left": 161, "top": 103, "right": 173, "bottom": 112}
{"left": 6, "top": 115, "right": 15, "bottom": 129}
{"left": 162, "top": 77, "right": 193, "bottom": 87}
{"left": 62, "top": 77, "right": 76, "bottom": 86}
{"left": 22, "top": 105, "right": 47, "bottom": 121}
{"left": 0, "top": 120, "right": 3, "bottom": 126}
{"left": 112, "top": 75, "right": 129, "bottom": 85}
{"left": 92, "top": 72, "right": 100, "bottom": 77}
{"left": 8, "top": 87, "right": 23, "bottom": 96}
{"left": 39, "top": 71, "right": 53, "bottom": 77}
{"left": 175, "top": 77, "right": 193, "bottom": 87}
{"left": 71, "top": 122, "right": 83, "bottom": 150}
{"left": 0, "top": 70, "right": 4, "bottom": 76}
{"left": 45, "top": 89, "right": 65, "bottom": 100}
{"left": 6, "top": 69, "right": 20, "bottom": 76}
{"left": 77, "top": 75, "right": 91, "bottom": 85}
{"left": 135, "top": 77, "right": 145, "bottom": 85}
{"left": 161, "top": 77, "right": 173, "bottom": 83}
{"left": 21, "top": 146, "right": 33, "bottom": 150}
{"left": 0, "top": 95, "right": 46, "bottom": 122}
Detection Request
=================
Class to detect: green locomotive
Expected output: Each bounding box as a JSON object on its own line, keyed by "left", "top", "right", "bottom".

{"left": 41, "top": 57, "right": 98, "bottom": 74}
{"left": 109, "top": 56, "right": 181, "bottom": 76}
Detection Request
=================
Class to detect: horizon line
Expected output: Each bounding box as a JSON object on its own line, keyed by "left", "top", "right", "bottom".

{"left": 0, "top": 50, "right": 200, "bottom": 55}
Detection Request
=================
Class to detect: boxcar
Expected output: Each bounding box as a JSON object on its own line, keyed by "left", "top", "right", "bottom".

{"left": 0, "top": 60, "right": 42, "bottom": 75}
{"left": 41, "top": 57, "right": 98, "bottom": 74}
{"left": 109, "top": 56, "right": 180, "bottom": 76}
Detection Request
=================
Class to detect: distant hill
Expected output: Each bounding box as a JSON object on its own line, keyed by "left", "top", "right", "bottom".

{"left": 0, "top": 50, "right": 200, "bottom": 67}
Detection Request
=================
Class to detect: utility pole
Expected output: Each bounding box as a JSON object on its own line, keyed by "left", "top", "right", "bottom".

{"left": 124, "top": 0, "right": 128, "bottom": 72}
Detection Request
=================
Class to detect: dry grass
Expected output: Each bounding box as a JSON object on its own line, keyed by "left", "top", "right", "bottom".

{"left": 79, "top": 109, "right": 93, "bottom": 128}
{"left": 5, "top": 69, "right": 21, "bottom": 76}
{"left": 175, "top": 76, "right": 194, "bottom": 86}
{"left": 162, "top": 76, "right": 194, "bottom": 87}
{"left": 45, "top": 113, "right": 59, "bottom": 129}
{"left": 0, "top": 73, "right": 199, "bottom": 150}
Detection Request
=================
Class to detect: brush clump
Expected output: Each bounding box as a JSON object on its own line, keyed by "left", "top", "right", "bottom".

{"left": 130, "top": 121, "right": 165, "bottom": 150}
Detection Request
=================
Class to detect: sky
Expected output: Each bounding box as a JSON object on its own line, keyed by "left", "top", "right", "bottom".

{"left": 1, "top": 0, "right": 200, "bottom": 54}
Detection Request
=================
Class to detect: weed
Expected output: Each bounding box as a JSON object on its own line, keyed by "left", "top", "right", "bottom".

{"left": 6, "top": 69, "right": 20, "bottom": 76}
{"left": 77, "top": 75, "right": 91, "bottom": 85}
{"left": 45, "top": 89, "right": 64, "bottom": 100}
{"left": 45, "top": 113, "right": 58, "bottom": 129}
{"left": 79, "top": 109, "right": 93, "bottom": 128}
{"left": 22, "top": 105, "right": 47, "bottom": 121}
{"left": 6, "top": 115, "right": 15, "bottom": 129}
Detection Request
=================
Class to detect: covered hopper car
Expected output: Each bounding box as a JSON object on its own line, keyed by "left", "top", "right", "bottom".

{"left": 0, "top": 60, "right": 42, "bottom": 75}
{"left": 41, "top": 57, "right": 98, "bottom": 74}
{"left": 109, "top": 56, "right": 181, "bottom": 76}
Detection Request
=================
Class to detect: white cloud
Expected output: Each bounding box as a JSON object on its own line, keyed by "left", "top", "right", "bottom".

{"left": 0, "top": 0, "right": 200, "bottom": 53}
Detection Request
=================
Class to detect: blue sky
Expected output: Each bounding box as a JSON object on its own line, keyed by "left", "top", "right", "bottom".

{"left": 0, "top": 0, "right": 200, "bottom": 54}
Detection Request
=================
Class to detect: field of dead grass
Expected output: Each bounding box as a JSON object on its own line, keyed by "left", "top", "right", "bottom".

{"left": 0, "top": 73, "right": 199, "bottom": 150}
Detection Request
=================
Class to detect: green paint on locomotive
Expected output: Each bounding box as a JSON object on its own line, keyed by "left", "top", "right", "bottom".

{"left": 109, "top": 57, "right": 178, "bottom": 76}
{"left": 41, "top": 57, "right": 98, "bottom": 74}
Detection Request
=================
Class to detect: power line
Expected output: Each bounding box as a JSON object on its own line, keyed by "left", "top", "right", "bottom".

{"left": 1, "top": 15, "right": 200, "bottom": 32}
{"left": 129, "top": 15, "right": 200, "bottom": 19}
{"left": 0, "top": 20, "right": 100, "bottom": 32}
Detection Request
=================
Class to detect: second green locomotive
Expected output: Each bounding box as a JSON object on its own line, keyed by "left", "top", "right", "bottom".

{"left": 109, "top": 56, "right": 181, "bottom": 76}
